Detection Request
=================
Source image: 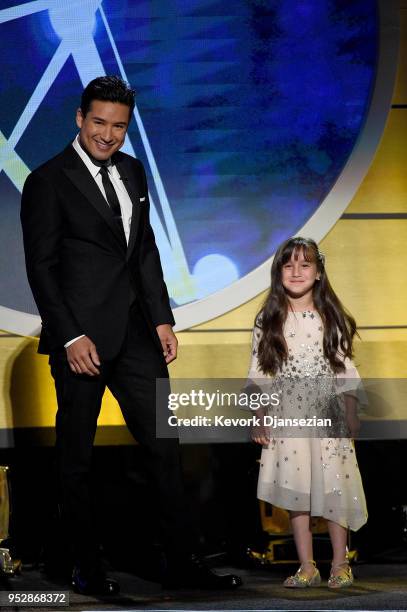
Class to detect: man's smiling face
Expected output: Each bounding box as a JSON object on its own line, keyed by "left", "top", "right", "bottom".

{"left": 76, "top": 99, "right": 130, "bottom": 161}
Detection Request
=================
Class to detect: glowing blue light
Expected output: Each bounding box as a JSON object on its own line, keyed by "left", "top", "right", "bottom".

{"left": 48, "top": 0, "right": 101, "bottom": 41}
{"left": 192, "top": 255, "right": 239, "bottom": 299}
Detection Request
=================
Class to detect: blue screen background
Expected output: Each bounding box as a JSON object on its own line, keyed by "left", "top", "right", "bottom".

{"left": 0, "top": 0, "right": 377, "bottom": 312}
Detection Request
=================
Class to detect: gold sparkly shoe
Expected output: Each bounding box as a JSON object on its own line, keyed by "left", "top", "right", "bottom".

{"left": 328, "top": 561, "right": 354, "bottom": 589}
{"left": 283, "top": 561, "right": 321, "bottom": 588}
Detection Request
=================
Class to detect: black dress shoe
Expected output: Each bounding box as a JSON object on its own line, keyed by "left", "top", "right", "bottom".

{"left": 162, "top": 554, "right": 242, "bottom": 590}
{"left": 72, "top": 566, "right": 120, "bottom": 596}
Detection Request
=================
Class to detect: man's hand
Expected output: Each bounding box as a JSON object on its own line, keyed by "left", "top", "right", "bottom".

{"left": 156, "top": 324, "right": 178, "bottom": 364}
{"left": 66, "top": 336, "right": 101, "bottom": 376}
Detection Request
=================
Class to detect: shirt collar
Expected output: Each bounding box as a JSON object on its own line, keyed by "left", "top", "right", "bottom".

{"left": 72, "top": 135, "right": 112, "bottom": 178}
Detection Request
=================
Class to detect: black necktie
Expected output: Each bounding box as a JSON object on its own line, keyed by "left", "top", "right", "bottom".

{"left": 99, "top": 165, "right": 126, "bottom": 239}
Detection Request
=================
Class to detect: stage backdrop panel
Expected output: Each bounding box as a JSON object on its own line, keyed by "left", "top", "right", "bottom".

{"left": 0, "top": 0, "right": 393, "bottom": 333}
{"left": 0, "top": 2, "right": 407, "bottom": 443}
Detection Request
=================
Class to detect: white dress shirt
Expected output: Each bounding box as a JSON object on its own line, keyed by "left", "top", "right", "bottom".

{"left": 65, "top": 136, "right": 134, "bottom": 348}
{"left": 72, "top": 135, "right": 133, "bottom": 242}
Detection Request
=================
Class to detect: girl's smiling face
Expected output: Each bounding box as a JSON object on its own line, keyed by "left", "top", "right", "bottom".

{"left": 281, "top": 248, "right": 320, "bottom": 299}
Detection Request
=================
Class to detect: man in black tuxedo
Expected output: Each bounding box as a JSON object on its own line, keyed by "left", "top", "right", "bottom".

{"left": 21, "top": 76, "right": 240, "bottom": 595}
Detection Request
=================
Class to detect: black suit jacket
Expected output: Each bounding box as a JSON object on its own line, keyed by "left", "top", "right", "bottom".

{"left": 20, "top": 144, "right": 174, "bottom": 359}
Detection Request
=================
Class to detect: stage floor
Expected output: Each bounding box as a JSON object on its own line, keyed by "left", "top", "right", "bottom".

{"left": 1, "top": 563, "right": 407, "bottom": 611}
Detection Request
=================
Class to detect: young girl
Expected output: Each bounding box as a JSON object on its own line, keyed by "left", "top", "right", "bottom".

{"left": 247, "top": 237, "right": 367, "bottom": 588}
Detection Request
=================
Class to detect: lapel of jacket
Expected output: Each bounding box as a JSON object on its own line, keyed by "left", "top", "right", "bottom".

{"left": 114, "top": 154, "right": 142, "bottom": 261}
{"left": 62, "top": 145, "right": 127, "bottom": 252}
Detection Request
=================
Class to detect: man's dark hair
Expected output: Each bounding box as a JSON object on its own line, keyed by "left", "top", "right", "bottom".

{"left": 80, "top": 76, "right": 136, "bottom": 117}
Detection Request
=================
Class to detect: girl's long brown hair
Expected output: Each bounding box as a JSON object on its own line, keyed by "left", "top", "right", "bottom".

{"left": 256, "top": 237, "right": 357, "bottom": 375}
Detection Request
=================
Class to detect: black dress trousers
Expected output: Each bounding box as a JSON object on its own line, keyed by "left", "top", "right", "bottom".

{"left": 49, "top": 302, "right": 191, "bottom": 571}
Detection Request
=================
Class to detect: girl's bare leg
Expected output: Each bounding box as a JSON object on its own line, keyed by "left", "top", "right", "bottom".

{"left": 290, "top": 511, "right": 314, "bottom": 576}
{"left": 327, "top": 520, "right": 348, "bottom": 573}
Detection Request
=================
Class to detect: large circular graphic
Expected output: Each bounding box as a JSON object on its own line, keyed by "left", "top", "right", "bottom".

{"left": 0, "top": 0, "right": 398, "bottom": 333}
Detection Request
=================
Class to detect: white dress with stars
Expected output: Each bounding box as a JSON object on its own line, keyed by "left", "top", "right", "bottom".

{"left": 248, "top": 310, "right": 367, "bottom": 531}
